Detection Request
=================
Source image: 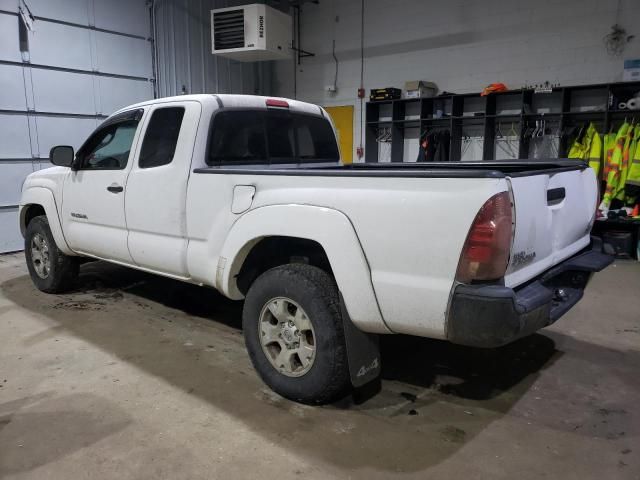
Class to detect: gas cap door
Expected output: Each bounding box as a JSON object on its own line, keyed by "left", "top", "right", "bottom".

{"left": 231, "top": 185, "right": 256, "bottom": 214}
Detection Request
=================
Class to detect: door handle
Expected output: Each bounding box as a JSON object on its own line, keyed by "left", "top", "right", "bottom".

{"left": 107, "top": 184, "right": 124, "bottom": 193}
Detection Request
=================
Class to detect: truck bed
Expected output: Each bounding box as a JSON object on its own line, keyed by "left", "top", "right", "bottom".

{"left": 187, "top": 157, "right": 596, "bottom": 338}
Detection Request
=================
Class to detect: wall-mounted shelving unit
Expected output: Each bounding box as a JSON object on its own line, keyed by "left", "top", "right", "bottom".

{"left": 365, "top": 81, "right": 640, "bottom": 163}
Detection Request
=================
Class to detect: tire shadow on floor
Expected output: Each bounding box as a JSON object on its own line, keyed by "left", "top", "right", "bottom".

{"left": 2, "top": 260, "right": 638, "bottom": 474}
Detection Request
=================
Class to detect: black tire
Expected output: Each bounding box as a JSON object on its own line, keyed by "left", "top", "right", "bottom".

{"left": 24, "top": 215, "right": 79, "bottom": 293}
{"left": 243, "top": 264, "right": 351, "bottom": 405}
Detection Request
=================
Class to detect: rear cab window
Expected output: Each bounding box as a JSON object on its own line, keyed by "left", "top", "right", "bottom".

{"left": 207, "top": 109, "right": 339, "bottom": 166}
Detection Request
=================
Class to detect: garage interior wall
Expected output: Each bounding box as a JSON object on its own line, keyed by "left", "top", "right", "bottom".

{"left": 0, "top": 0, "right": 154, "bottom": 252}
{"left": 153, "top": 0, "right": 272, "bottom": 98}
{"left": 273, "top": 0, "right": 640, "bottom": 161}
{"left": 0, "top": 0, "right": 272, "bottom": 253}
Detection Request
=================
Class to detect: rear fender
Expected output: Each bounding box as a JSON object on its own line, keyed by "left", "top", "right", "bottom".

{"left": 219, "top": 204, "right": 390, "bottom": 334}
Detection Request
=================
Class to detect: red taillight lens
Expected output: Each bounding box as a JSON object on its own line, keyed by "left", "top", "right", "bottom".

{"left": 265, "top": 98, "right": 289, "bottom": 108}
{"left": 593, "top": 177, "right": 602, "bottom": 222}
{"left": 456, "top": 191, "right": 513, "bottom": 283}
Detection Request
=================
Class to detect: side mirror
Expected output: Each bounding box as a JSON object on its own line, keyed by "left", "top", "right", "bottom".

{"left": 50, "top": 145, "right": 75, "bottom": 168}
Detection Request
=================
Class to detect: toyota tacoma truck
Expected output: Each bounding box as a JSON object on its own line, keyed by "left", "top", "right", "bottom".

{"left": 19, "top": 94, "right": 612, "bottom": 404}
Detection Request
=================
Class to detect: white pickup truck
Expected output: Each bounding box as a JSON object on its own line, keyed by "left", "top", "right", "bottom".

{"left": 19, "top": 94, "right": 612, "bottom": 404}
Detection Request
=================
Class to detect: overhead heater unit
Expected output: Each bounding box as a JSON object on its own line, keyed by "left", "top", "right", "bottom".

{"left": 211, "top": 4, "right": 291, "bottom": 62}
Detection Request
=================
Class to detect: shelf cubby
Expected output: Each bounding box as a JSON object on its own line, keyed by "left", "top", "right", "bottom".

{"left": 365, "top": 80, "right": 640, "bottom": 162}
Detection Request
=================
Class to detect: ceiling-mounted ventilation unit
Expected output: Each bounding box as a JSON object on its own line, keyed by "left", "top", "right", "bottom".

{"left": 211, "top": 4, "right": 291, "bottom": 62}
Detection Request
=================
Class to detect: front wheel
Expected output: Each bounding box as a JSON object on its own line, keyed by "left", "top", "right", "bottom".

{"left": 242, "top": 264, "right": 351, "bottom": 405}
{"left": 25, "top": 215, "right": 79, "bottom": 293}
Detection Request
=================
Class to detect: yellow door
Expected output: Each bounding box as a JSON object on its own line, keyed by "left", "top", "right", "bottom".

{"left": 324, "top": 105, "right": 354, "bottom": 164}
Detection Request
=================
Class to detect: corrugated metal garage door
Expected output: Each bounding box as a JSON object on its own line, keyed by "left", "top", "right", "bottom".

{"left": 0, "top": 0, "right": 154, "bottom": 252}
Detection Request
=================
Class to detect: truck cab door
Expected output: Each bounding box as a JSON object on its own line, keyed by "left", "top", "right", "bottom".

{"left": 61, "top": 109, "right": 144, "bottom": 263}
{"left": 124, "top": 101, "right": 201, "bottom": 278}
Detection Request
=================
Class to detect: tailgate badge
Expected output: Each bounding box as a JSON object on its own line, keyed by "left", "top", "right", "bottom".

{"left": 512, "top": 250, "right": 536, "bottom": 268}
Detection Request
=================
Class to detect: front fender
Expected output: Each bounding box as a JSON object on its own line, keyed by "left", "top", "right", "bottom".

{"left": 219, "top": 204, "right": 391, "bottom": 334}
{"left": 19, "top": 187, "right": 74, "bottom": 255}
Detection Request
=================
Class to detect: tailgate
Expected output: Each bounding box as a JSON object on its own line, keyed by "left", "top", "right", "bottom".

{"left": 504, "top": 167, "right": 597, "bottom": 288}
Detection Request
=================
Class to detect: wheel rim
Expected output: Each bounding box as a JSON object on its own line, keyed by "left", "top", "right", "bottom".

{"left": 258, "top": 297, "right": 316, "bottom": 378}
{"left": 30, "top": 233, "right": 51, "bottom": 279}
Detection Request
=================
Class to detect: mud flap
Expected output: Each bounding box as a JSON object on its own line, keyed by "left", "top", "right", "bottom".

{"left": 339, "top": 294, "right": 381, "bottom": 389}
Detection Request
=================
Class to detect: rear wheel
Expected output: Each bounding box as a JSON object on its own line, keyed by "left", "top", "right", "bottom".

{"left": 242, "top": 264, "right": 351, "bottom": 404}
{"left": 25, "top": 215, "right": 79, "bottom": 293}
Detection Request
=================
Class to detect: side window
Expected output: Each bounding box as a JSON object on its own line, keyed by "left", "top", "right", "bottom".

{"left": 139, "top": 107, "right": 185, "bottom": 168}
{"left": 294, "top": 115, "right": 340, "bottom": 161}
{"left": 208, "top": 111, "right": 267, "bottom": 165}
{"left": 78, "top": 121, "right": 139, "bottom": 170}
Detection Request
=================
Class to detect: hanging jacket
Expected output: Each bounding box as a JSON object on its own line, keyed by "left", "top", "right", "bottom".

{"left": 568, "top": 124, "right": 589, "bottom": 159}
{"left": 614, "top": 124, "right": 635, "bottom": 201}
{"left": 434, "top": 131, "right": 450, "bottom": 162}
{"left": 603, "top": 132, "right": 616, "bottom": 181}
{"left": 588, "top": 127, "right": 602, "bottom": 179}
{"left": 568, "top": 122, "right": 601, "bottom": 177}
{"left": 602, "top": 121, "right": 630, "bottom": 207}
{"left": 625, "top": 126, "right": 640, "bottom": 200}
{"left": 419, "top": 130, "right": 449, "bottom": 162}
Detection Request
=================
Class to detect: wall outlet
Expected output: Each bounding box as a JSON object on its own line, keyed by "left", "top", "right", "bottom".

{"left": 326, "top": 85, "right": 337, "bottom": 93}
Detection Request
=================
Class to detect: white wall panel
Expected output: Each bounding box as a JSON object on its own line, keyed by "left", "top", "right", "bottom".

{"left": 98, "top": 76, "right": 152, "bottom": 115}
{"left": 29, "top": 21, "right": 93, "bottom": 70}
{"left": 273, "top": 0, "right": 640, "bottom": 161}
{"left": 27, "top": 0, "right": 90, "bottom": 25}
{"left": 0, "top": 161, "right": 33, "bottom": 205}
{"left": 0, "top": 65, "right": 27, "bottom": 111}
{"left": 36, "top": 159, "right": 54, "bottom": 170}
{"left": 0, "top": 209, "right": 22, "bottom": 252}
{"left": 95, "top": 31, "right": 151, "bottom": 77}
{"left": 0, "top": 0, "right": 18, "bottom": 12}
{"left": 0, "top": 13, "right": 21, "bottom": 62}
{"left": 2, "top": 0, "right": 263, "bottom": 252}
{"left": 31, "top": 69, "right": 96, "bottom": 114}
{"left": 94, "top": 0, "right": 149, "bottom": 37}
{"left": 0, "top": 0, "right": 154, "bottom": 253}
{"left": 153, "top": 0, "right": 271, "bottom": 98}
{"left": 35, "top": 116, "right": 98, "bottom": 155}
{"left": 0, "top": 114, "right": 32, "bottom": 159}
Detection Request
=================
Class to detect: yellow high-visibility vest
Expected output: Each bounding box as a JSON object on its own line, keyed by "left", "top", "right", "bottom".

{"left": 614, "top": 125, "right": 635, "bottom": 201}
{"left": 588, "top": 128, "right": 602, "bottom": 178}
{"left": 627, "top": 127, "right": 640, "bottom": 190}
{"left": 568, "top": 135, "right": 587, "bottom": 159}
{"left": 603, "top": 122, "right": 630, "bottom": 207}
{"left": 603, "top": 132, "right": 616, "bottom": 181}
{"left": 568, "top": 123, "right": 601, "bottom": 177}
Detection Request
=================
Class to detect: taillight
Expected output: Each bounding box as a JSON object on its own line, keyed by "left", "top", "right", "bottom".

{"left": 266, "top": 98, "right": 289, "bottom": 108}
{"left": 593, "top": 177, "right": 602, "bottom": 222}
{"left": 455, "top": 191, "right": 513, "bottom": 283}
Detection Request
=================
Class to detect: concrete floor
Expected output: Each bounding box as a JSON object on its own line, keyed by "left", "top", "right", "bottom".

{"left": 0, "top": 252, "right": 638, "bottom": 480}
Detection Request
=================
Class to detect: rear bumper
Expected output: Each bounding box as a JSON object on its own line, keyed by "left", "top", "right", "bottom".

{"left": 446, "top": 239, "right": 613, "bottom": 348}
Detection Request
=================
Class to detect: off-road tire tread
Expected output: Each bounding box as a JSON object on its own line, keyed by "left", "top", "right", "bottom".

{"left": 25, "top": 215, "right": 79, "bottom": 293}
{"left": 243, "top": 263, "right": 351, "bottom": 405}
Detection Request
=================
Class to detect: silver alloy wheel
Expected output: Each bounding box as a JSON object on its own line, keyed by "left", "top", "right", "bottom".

{"left": 258, "top": 297, "right": 316, "bottom": 377}
{"left": 30, "top": 233, "right": 51, "bottom": 279}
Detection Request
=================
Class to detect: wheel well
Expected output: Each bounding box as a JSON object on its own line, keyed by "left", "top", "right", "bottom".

{"left": 236, "top": 236, "right": 333, "bottom": 295}
{"left": 23, "top": 204, "right": 46, "bottom": 228}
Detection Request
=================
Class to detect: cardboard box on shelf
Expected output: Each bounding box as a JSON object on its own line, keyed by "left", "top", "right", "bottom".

{"left": 404, "top": 81, "right": 437, "bottom": 98}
